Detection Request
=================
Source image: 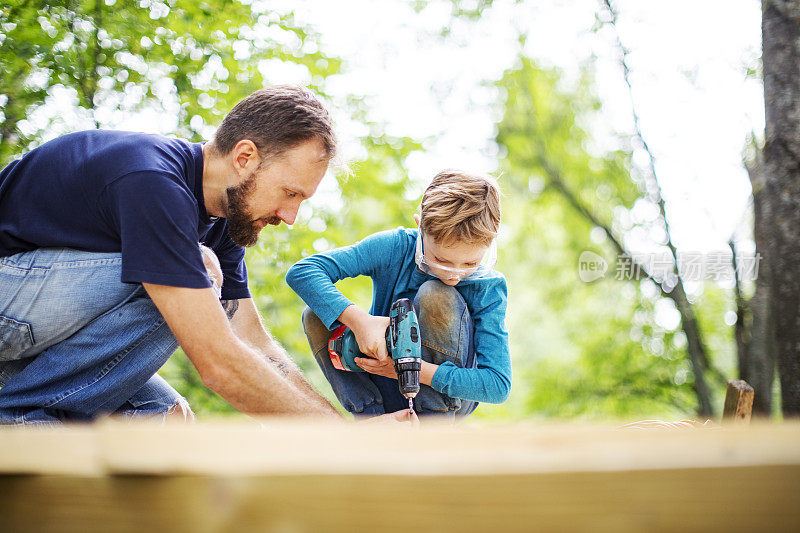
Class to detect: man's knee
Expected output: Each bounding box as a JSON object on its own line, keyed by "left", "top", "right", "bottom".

{"left": 414, "top": 280, "right": 462, "bottom": 330}
{"left": 166, "top": 397, "right": 195, "bottom": 423}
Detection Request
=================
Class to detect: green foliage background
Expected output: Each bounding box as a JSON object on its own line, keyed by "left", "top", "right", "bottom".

{"left": 1, "top": 0, "right": 739, "bottom": 421}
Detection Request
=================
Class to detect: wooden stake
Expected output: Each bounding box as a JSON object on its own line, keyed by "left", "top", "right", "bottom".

{"left": 722, "top": 379, "right": 755, "bottom": 425}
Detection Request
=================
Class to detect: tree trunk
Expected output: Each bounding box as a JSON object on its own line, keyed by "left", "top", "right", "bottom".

{"left": 744, "top": 158, "right": 776, "bottom": 415}
{"left": 762, "top": 0, "right": 800, "bottom": 415}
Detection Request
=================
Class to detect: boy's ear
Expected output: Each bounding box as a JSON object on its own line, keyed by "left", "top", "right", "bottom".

{"left": 413, "top": 213, "right": 420, "bottom": 227}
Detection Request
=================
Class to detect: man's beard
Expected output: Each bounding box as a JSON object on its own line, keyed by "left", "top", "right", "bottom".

{"left": 224, "top": 170, "right": 280, "bottom": 247}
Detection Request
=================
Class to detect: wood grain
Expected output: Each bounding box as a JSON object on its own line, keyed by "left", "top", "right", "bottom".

{"left": 1, "top": 421, "right": 799, "bottom": 532}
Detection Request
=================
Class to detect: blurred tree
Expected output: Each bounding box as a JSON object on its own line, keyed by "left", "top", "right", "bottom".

{"left": 494, "top": 53, "right": 729, "bottom": 419}
{"left": 740, "top": 141, "right": 776, "bottom": 416}
{"left": 596, "top": 0, "right": 720, "bottom": 415}
{"left": 0, "top": 0, "right": 339, "bottom": 163}
{"left": 761, "top": 0, "right": 800, "bottom": 416}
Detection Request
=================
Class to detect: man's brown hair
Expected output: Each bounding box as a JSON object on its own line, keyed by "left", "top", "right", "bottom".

{"left": 419, "top": 170, "right": 501, "bottom": 246}
{"left": 212, "top": 85, "right": 337, "bottom": 161}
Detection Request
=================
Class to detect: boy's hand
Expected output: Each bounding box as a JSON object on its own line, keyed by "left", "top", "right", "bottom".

{"left": 355, "top": 354, "right": 397, "bottom": 379}
{"left": 351, "top": 314, "right": 391, "bottom": 362}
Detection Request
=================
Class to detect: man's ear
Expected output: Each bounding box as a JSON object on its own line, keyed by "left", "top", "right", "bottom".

{"left": 413, "top": 213, "right": 420, "bottom": 227}
{"left": 230, "top": 140, "right": 260, "bottom": 177}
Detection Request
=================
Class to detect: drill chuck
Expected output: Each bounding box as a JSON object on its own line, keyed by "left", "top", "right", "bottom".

{"left": 395, "top": 357, "right": 421, "bottom": 398}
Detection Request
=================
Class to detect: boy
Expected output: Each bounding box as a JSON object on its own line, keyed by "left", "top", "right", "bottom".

{"left": 286, "top": 170, "right": 510, "bottom": 419}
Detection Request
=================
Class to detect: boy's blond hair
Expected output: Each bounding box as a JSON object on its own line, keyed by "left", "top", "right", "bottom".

{"left": 419, "top": 170, "right": 501, "bottom": 246}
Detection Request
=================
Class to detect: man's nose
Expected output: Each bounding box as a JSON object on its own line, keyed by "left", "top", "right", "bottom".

{"left": 278, "top": 205, "right": 299, "bottom": 226}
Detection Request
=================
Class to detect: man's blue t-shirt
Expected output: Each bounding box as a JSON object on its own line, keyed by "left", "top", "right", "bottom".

{"left": 0, "top": 130, "right": 250, "bottom": 300}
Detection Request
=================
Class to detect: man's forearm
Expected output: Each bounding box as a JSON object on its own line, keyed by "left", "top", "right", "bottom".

{"left": 209, "top": 337, "right": 336, "bottom": 416}
{"left": 245, "top": 333, "right": 338, "bottom": 413}
{"left": 142, "top": 284, "right": 338, "bottom": 418}
{"left": 227, "top": 298, "right": 339, "bottom": 415}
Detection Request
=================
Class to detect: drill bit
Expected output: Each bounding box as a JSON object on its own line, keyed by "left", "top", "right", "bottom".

{"left": 408, "top": 397, "right": 414, "bottom": 413}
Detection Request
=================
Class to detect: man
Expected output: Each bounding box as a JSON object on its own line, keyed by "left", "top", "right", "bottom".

{"left": 0, "top": 86, "right": 409, "bottom": 424}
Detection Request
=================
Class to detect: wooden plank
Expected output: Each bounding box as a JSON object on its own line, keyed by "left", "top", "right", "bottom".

{"left": 98, "top": 420, "right": 800, "bottom": 476}
{"left": 722, "top": 379, "right": 755, "bottom": 425}
{"left": 1, "top": 421, "right": 799, "bottom": 531}
{"left": 2, "top": 466, "right": 799, "bottom": 532}
{"left": 2, "top": 420, "right": 800, "bottom": 476}
{"left": 0, "top": 426, "right": 101, "bottom": 476}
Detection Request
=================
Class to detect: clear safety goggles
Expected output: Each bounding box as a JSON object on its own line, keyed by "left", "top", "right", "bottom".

{"left": 414, "top": 233, "right": 497, "bottom": 281}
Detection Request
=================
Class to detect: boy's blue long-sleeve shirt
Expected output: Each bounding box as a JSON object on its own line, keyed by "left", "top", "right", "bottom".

{"left": 285, "top": 227, "right": 511, "bottom": 404}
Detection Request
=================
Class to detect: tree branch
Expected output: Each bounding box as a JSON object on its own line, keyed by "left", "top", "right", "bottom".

{"left": 598, "top": 0, "right": 719, "bottom": 415}
{"left": 601, "top": 0, "right": 680, "bottom": 269}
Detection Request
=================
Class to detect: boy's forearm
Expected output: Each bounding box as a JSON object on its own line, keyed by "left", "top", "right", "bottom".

{"left": 286, "top": 258, "right": 354, "bottom": 329}
{"left": 420, "top": 361, "right": 439, "bottom": 387}
{"left": 338, "top": 304, "right": 370, "bottom": 330}
{"left": 427, "top": 363, "right": 511, "bottom": 404}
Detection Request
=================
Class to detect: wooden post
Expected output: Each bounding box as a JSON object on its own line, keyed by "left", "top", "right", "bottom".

{"left": 722, "top": 379, "right": 754, "bottom": 425}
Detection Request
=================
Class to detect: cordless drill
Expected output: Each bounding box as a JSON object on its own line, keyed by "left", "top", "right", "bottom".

{"left": 327, "top": 298, "right": 422, "bottom": 410}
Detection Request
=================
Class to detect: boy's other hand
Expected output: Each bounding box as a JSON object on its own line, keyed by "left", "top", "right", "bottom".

{"left": 352, "top": 314, "right": 391, "bottom": 361}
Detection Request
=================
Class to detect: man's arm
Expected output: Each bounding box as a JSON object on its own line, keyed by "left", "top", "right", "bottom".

{"left": 225, "top": 297, "right": 339, "bottom": 414}
{"left": 143, "top": 283, "right": 339, "bottom": 418}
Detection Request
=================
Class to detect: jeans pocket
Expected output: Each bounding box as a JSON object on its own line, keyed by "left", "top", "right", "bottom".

{"left": 0, "top": 315, "right": 35, "bottom": 361}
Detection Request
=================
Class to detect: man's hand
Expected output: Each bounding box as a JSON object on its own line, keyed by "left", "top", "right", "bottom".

{"left": 359, "top": 409, "right": 419, "bottom": 426}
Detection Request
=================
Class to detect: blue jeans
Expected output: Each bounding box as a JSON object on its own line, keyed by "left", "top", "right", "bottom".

{"left": 0, "top": 248, "right": 188, "bottom": 425}
{"left": 302, "top": 280, "right": 478, "bottom": 421}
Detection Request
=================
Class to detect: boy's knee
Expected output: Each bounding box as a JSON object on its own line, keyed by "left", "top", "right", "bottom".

{"left": 301, "top": 306, "right": 325, "bottom": 333}
{"left": 301, "top": 306, "right": 331, "bottom": 358}
{"left": 414, "top": 280, "right": 462, "bottom": 329}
